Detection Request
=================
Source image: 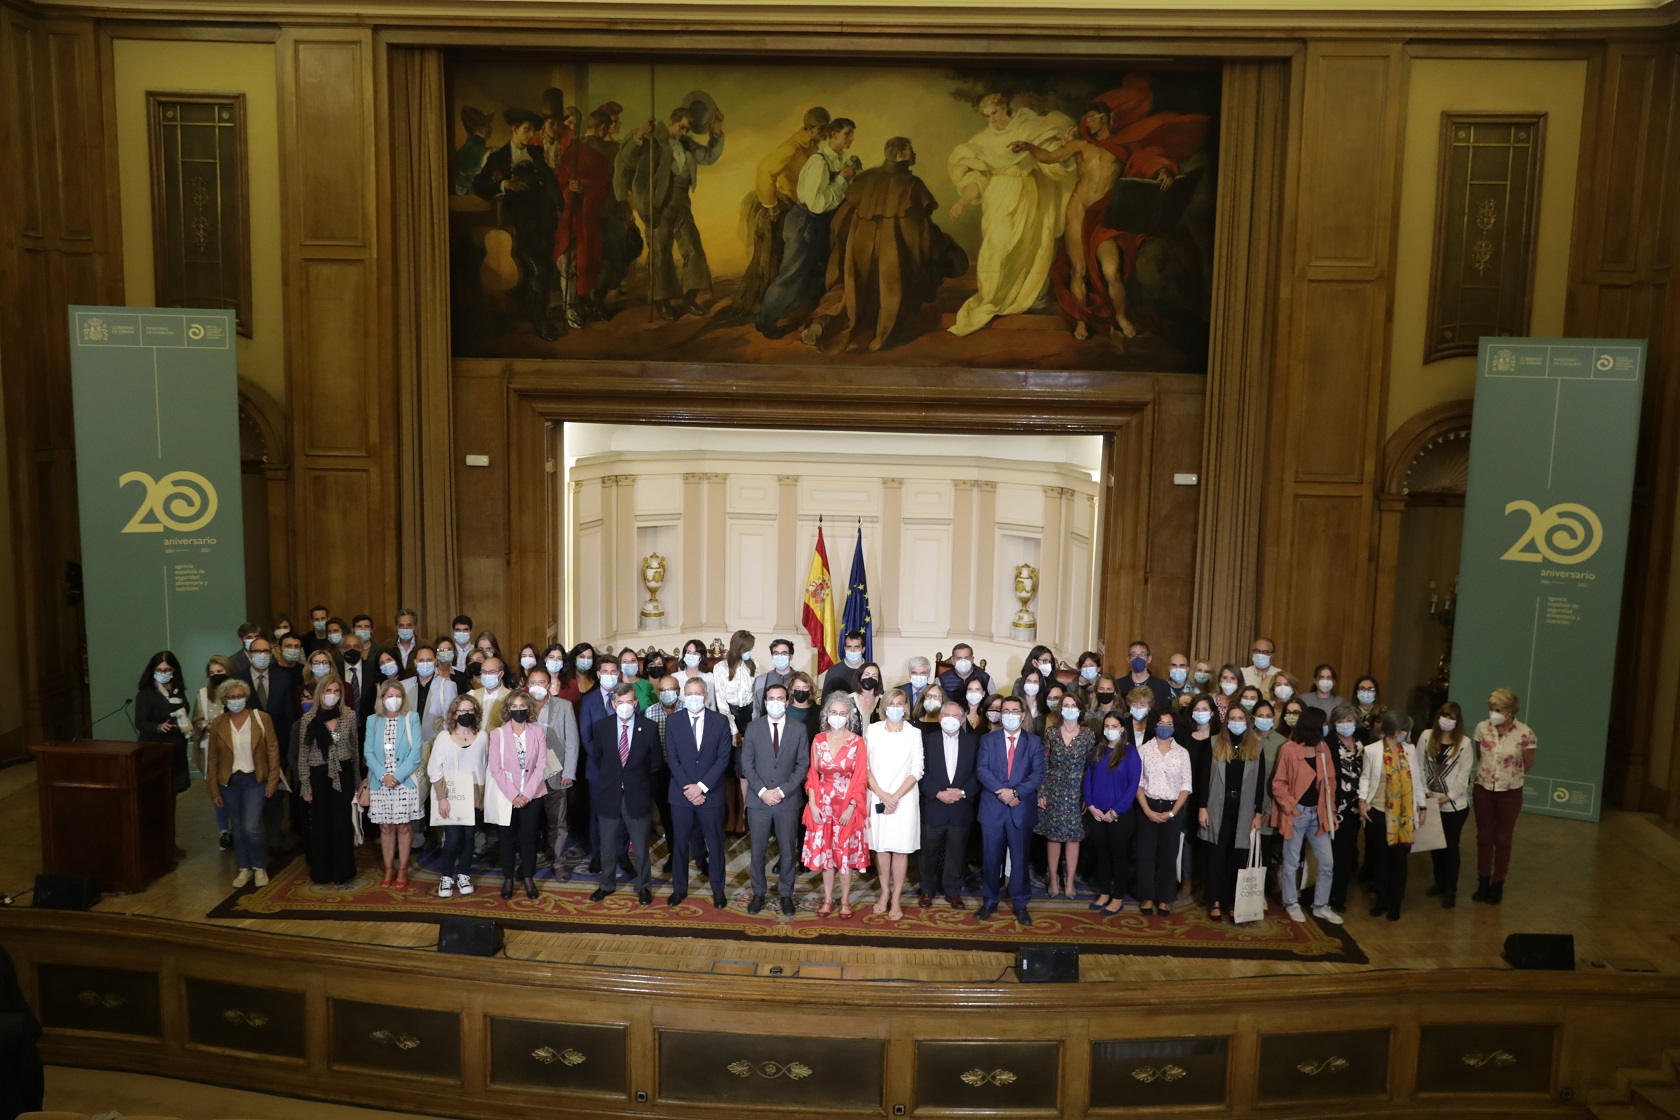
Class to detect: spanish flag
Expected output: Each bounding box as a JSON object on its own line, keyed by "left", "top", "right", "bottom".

{"left": 802, "top": 521, "right": 838, "bottom": 673}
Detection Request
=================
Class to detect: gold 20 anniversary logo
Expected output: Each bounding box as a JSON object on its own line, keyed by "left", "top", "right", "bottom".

{"left": 119, "top": 471, "right": 218, "bottom": 533}
{"left": 1501, "top": 500, "right": 1602, "bottom": 565}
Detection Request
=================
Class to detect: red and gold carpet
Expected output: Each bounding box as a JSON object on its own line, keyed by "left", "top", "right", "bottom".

{"left": 210, "top": 848, "right": 1366, "bottom": 964}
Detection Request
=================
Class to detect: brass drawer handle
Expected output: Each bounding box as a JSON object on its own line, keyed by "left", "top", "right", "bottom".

{"left": 221, "top": 1008, "right": 270, "bottom": 1028}
{"left": 533, "top": 1046, "right": 586, "bottom": 1067}
{"left": 727, "top": 1059, "right": 813, "bottom": 1080}
{"left": 369, "top": 1029, "right": 422, "bottom": 1051}
{"left": 961, "top": 1068, "right": 1018, "bottom": 1088}
{"left": 75, "top": 991, "right": 126, "bottom": 1009}
{"left": 1296, "top": 1056, "right": 1350, "bottom": 1076}
{"left": 1131, "top": 1064, "right": 1188, "bottom": 1083}
{"left": 1461, "top": 1050, "right": 1517, "bottom": 1068}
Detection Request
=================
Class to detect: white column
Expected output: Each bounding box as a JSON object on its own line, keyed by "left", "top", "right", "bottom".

{"left": 1038, "top": 486, "right": 1065, "bottom": 656}
{"left": 879, "top": 478, "right": 904, "bottom": 636}
{"left": 680, "top": 473, "right": 703, "bottom": 631}
{"left": 975, "top": 481, "right": 998, "bottom": 639}
{"left": 704, "top": 473, "right": 728, "bottom": 630}
{"left": 951, "top": 480, "right": 977, "bottom": 636}
{"left": 773, "top": 475, "right": 799, "bottom": 635}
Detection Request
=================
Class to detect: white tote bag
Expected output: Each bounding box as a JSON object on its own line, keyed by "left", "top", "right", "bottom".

{"left": 1232, "top": 829, "right": 1267, "bottom": 923}
{"left": 1410, "top": 798, "right": 1447, "bottom": 853}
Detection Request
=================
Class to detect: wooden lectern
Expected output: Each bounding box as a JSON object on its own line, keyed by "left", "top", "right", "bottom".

{"left": 32, "top": 740, "right": 177, "bottom": 893}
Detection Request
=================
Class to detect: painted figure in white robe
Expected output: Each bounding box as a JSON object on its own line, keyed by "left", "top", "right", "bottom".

{"left": 945, "top": 93, "right": 1076, "bottom": 337}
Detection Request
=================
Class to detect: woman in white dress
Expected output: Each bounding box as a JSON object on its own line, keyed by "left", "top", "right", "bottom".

{"left": 865, "top": 689, "right": 924, "bottom": 922}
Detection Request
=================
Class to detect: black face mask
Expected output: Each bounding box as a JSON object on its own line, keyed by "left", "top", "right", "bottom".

{"left": 508, "top": 708, "right": 530, "bottom": 724}
{"left": 342, "top": 650, "right": 361, "bottom": 666}
{"left": 1096, "top": 691, "right": 1115, "bottom": 704}
{"left": 792, "top": 690, "right": 812, "bottom": 703}
{"left": 456, "top": 712, "right": 478, "bottom": 730}
{"left": 859, "top": 678, "right": 879, "bottom": 691}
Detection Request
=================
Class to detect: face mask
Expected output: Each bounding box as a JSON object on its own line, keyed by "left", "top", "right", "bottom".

{"left": 937, "top": 715, "right": 961, "bottom": 734}
{"left": 481, "top": 672, "right": 501, "bottom": 690}
{"left": 354, "top": 628, "right": 372, "bottom": 643}
{"left": 1194, "top": 671, "right": 1211, "bottom": 685}
{"left": 861, "top": 678, "right": 880, "bottom": 692}
{"left": 1273, "top": 685, "right": 1294, "bottom": 701}
{"left": 380, "top": 662, "right": 398, "bottom": 678}
{"left": 1001, "top": 713, "right": 1022, "bottom": 732}
{"left": 509, "top": 707, "right": 531, "bottom": 724}
{"left": 312, "top": 619, "right": 327, "bottom": 633}
{"left": 1036, "top": 661, "right": 1053, "bottom": 675}
{"left": 1336, "top": 721, "right": 1358, "bottom": 738}
{"left": 1220, "top": 680, "right": 1238, "bottom": 696}
{"left": 1129, "top": 656, "right": 1148, "bottom": 674}
{"left": 437, "top": 649, "right": 454, "bottom": 665}
{"left": 925, "top": 696, "right": 942, "bottom": 712}
{"left": 397, "top": 628, "right": 414, "bottom": 642}
{"left": 250, "top": 653, "right": 272, "bottom": 671}
{"left": 685, "top": 653, "right": 702, "bottom": 669}
{"left": 342, "top": 650, "right": 361, "bottom": 666}
{"left": 456, "top": 711, "right": 477, "bottom": 729}
{"left": 1251, "top": 652, "right": 1271, "bottom": 670}
{"left": 1157, "top": 725, "right": 1175, "bottom": 740}
{"left": 319, "top": 692, "right": 340, "bottom": 709}
{"left": 598, "top": 673, "right": 619, "bottom": 690}
{"left": 1129, "top": 706, "right": 1150, "bottom": 722}
{"left": 793, "top": 689, "right": 812, "bottom": 704}
{"left": 1438, "top": 717, "right": 1457, "bottom": 732}
{"left": 1023, "top": 682, "right": 1040, "bottom": 697}
{"left": 1317, "top": 678, "right": 1334, "bottom": 693}
{"left": 683, "top": 694, "right": 705, "bottom": 714}
{"left": 1169, "top": 667, "right": 1187, "bottom": 685}
{"left": 1097, "top": 691, "right": 1116, "bottom": 705}
{"left": 766, "top": 700, "right": 787, "bottom": 719}
{"left": 520, "top": 655, "right": 537, "bottom": 671}
{"left": 1489, "top": 711, "right": 1506, "bottom": 726}
{"left": 741, "top": 650, "right": 753, "bottom": 662}
{"left": 620, "top": 662, "right": 639, "bottom": 679}
{"left": 1228, "top": 721, "right": 1248, "bottom": 736}
{"left": 415, "top": 661, "right": 436, "bottom": 678}
{"left": 831, "top": 713, "right": 852, "bottom": 730}
{"left": 454, "top": 632, "right": 471, "bottom": 646}
{"left": 986, "top": 710, "right": 1002, "bottom": 724}
{"left": 615, "top": 702, "right": 636, "bottom": 720}
{"left": 576, "top": 657, "right": 593, "bottom": 672}
{"left": 885, "top": 706, "right": 906, "bottom": 723}
{"left": 539, "top": 659, "right": 560, "bottom": 676}
{"left": 154, "top": 670, "right": 174, "bottom": 686}
{"left": 1357, "top": 689, "right": 1377, "bottom": 705}
{"left": 328, "top": 632, "right": 344, "bottom": 645}
{"left": 771, "top": 654, "right": 791, "bottom": 672}
{"left": 1061, "top": 707, "right": 1081, "bottom": 722}
{"left": 1283, "top": 712, "right": 1300, "bottom": 726}
{"left": 1255, "top": 717, "right": 1275, "bottom": 733}
{"left": 299, "top": 700, "right": 314, "bottom": 713}
{"left": 954, "top": 658, "right": 972, "bottom": 674}
{"left": 529, "top": 684, "right": 549, "bottom": 701}
{"left": 1081, "top": 665, "right": 1100, "bottom": 682}
{"left": 283, "top": 648, "right": 303, "bottom": 663}
{"left": 1239, "top": 697, "right": 1258, "bottom": 711}
{"left": 659, "top": 689, "right": 678, "bottom": 706}
{"left": 383, "top": 696, "right": 401, "bottom": 713}
{"left": 311, "top": 663, "right": 330, "bottom": 679}
{"left": 273, "top": 627, "right": 290, "bottom": 639}
{"left": 1192, "top": 710, "right": 1213, "bottom": 726}
{"left": 910, "top": 674, "right": 928, "bottom": 689}
{"left": 241, "top": 637, "right": 255, "bottom": 651}
{"left": 1103, "top": 728, "right": 1122, "bottom": 742}
{"left": 845, "top": 650, "right": 863, "bottom": 666}
{"left": 226, "top": 697, "right": 247, "bottom": 713}
{"left": 968, "top": 691, "right": 984, "bottom": 705}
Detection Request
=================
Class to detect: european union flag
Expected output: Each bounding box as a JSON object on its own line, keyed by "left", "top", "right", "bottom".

{"left": 841, "top": 525, "right": 873, "bottom": 662}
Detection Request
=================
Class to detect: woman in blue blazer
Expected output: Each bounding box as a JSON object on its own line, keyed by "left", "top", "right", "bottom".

{"left": 364, "top": 681, "right": 425, "bottom": 888}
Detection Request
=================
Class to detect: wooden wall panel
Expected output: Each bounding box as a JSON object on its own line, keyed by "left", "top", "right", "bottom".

{"left": 293, "top": 40, "right": 368, "bottom": 247}
{"left": 297, "top": 258, "right": 371, "bottom": 455}
{"left": 1305, "top": 52, "right": 1395, "bottom": 267}
{"left": 1295, "top": 281, "right": 1378, "bottom": 482}
{"left": 452, "top": 364, "right": 509, "bottom": 637}
{"left": 1142, "top": 379, "right": 1205, "bottom": 657}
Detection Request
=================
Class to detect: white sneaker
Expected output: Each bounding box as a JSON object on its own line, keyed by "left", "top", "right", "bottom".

{"left": 232, "top": 869, "right": 252, "bottom": 888}
{"left": 1313, "top": 906, "right": 1345, "bottom": 925}
{"left": 437, "top": 877, "right": 454, "bottom": 898}
{"left": 1285, "top": 903, "right": 1306, "bottom": 922}
{"left": 252, "top": 869, "right": 269, "bottom": 887}
{"left": 457, "top": 875, "right": 474, "bottom": 895}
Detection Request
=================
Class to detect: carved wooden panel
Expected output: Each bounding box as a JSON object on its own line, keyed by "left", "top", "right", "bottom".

{"left": 1305, "top": 50, "right": 1397, "bottom": 267}
{"left": 1416, "top": 1024, "right": 1556, "bottom": 1096}
{"left": 489, "top": 1017, "right": 627, "bottom": 1096}
{"left": 1256, "top": 1027, "right": 1389, "bottom": 1103}
{"left": 147, "top": 93, "right": 252, "bottom": 335}
{"left": 1596, "top": 52, "right": 1657, "bottom": 273}
{"left": 289, "top": 38, "right": 368, "bottom": 246}
{"left": 6, "top": 15, "right": 42, "bottom": 236}
{"left": 298, "top": 258, "right": 371, "bottom": 456}
{"left": 36, "top": 964, "right": 161, "bottom": 1039}
{"left": 655, "top": 1028, "right": 883, "bottom": 1111}
{"left": 184, "top": 977, "right": 307, "bottom": 1060}
{"left": 330, "top": 998, "right": 461, "bottom": 1081}
{"left": 46, "top": 28, "right": 97, "bottom": 242}
{"left": 1296, "top": 281, "right": 1378, "bottom": 483}
{"left": 913, "top": 1040, "right": 1061, "bottom": 1113}
{"left": 1089, "top": 1035, "right": 1229, "bottom": 1110}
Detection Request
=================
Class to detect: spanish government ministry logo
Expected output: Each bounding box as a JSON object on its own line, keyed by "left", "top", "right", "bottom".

{"left": 81, "top": 317, "right": 108, "bottom": 342}
{"left": 1490, "top": 347, "right": 1517, "bottom": 373}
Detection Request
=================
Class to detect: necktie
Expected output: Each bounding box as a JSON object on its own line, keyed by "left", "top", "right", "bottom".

{"left": 618, "top": 722, "right": 630, "bottom": 767}
{"left": 347, "top": 669, "right": 359, "bottom": 712}
{"left": 255, "top": 674, "right": 267, "bottom": 708}
{"left": 692, "top": 716, "right": 702, "bottom": 751}
{"left": 772, "top": 721, "right": 781, "bottom": 758}
{"left": 1006, "top": 734, "right": 1017, "bottom": 777}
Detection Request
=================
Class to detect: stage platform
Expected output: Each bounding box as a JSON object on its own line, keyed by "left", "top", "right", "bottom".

{"left": 4, "top": 760, "right": 1680, "bottom": 1118}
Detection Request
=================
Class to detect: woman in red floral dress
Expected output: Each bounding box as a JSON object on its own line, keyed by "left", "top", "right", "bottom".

{"left": 803, "top": 694, "right": 872, "bottom": 918}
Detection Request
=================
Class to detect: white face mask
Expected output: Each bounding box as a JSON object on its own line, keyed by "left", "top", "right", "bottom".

{"left": 940, "top": 716, "right": 961, "bottom": 734}
{"left": 954, "top": 658, "right": 972, "bottom": 674}
{"left": 1023, "top": 682, "right": 1040, "bottom": 697}
{"left": 1103, "top": 728, "right": 1122, "bottom": 742}
{"left": 1272, "top": 685, "right": 1294, "bottom": 701}
{"left": 683, "top": 694, "right": 706, "bottom": 714}
{"left": 1489, "top": 711, "right": 1506, "bottom": 726}
{"left": 823, "top": 712, "right": 847, "bottom": 730}
{"left": 1438, "top": 716, "right": 1457, "bottom": 732}
{"left": 924, "top": 696, "right": 941, "bottom": 712}
{"left": 616, "top": 702, "right": 636, "bottom": 720}
{"left": 319, "top": 692, "right": 341, "bottom": 709}
{"left": 967, "top": 691, "right": 984, "bottom": 705}
{"left": 1036, "top": 661, "right": 1053, "bottom": 675}
{"left": 885, "top": 706, "right": 906, "bottom": 723}
{"left": 1220, "top": 680, "right": 1238, "bottom": 696}
{"left": 1317, "top": 678, "right": 1334, "bottom": 693}
{"left": 528, "top": 684, "right": 549, "bottom": 701}
{"left": 598, "top": 673, "right": 619, "bottom": 690}
{"left": 520, "top": 656, "right": 537, "bottom": 671}
{"left": 1061, "top": 707, "right": 1081, "bottom": 722}
{"left": 684, "top": 653, "right": 702, "bottom": 668}
{"left": 383, "top": 696, "right": 401, "bottom": 713}
{"left": 986, "top": 710, "right": 1002, "bottom": 724}
{"left": 1239, "top": 697, "right": 1257, "bottom": 711}
{"left": 910, "top": 674, "right": 928, "bottom": 689}
{"left": 1129, "top": 706, "right": 1150, "bottom": 722}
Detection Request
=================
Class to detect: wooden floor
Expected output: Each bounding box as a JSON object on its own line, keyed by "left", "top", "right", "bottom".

{"left": 5, "top": 759, "right": 1678, "bottom": 984}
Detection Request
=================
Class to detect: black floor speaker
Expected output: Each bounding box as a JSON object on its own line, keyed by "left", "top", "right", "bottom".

{"left": 1502, "top": 932, "right": 1575, "bottom": 970}
{"left": 1016, "top": 944, "right": 1079, "bottom": 983}
{"left": 438, "top": 917, "right": 504, "bottom": 957}
{"left": 31, "top": 873, "right": 100, "bottom": 911}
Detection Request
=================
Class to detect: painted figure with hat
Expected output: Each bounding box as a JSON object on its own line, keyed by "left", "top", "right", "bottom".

{"left": 612, "top": 92, "right": 726, "bottom": 320}
{"left": 537, "top": 87, "right": 614, "bottom": 330}
{"left": 473, "top": 105, "right": 566, "bottom": 340}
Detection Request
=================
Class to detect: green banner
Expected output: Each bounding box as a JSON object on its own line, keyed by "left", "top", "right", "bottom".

{"left": 68, "top": 307, "right": 246, "bottom": 739}
{"left": 1451, "top": 338, "right": 1645, "bottom": 821}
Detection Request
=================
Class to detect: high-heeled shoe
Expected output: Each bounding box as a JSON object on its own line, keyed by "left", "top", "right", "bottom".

{"left": 525, "top": 877, "right": 539, "bottom": 900}
{"left": 394, "top": 867, "right": 408, "bottom": 888}
{"left": 380, "top": 867, "right": 394, "bottom": 888}
{"left": 501, "top": 879, "right": 514, "bottom": 900}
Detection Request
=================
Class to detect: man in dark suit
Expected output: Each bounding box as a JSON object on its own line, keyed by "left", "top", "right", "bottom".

{"left": 894, "top": 655, "right": 934, "bottom": 714}
{"left": 229, "top": 621, "right": 262, "bottom": 677}
{"left": 919, "top": 699, "right": 980, "bottom": 910}
{"left": 740, "top": 682, "right": 809, "bottom": 916}
{"left": 976, "top": 696, "right": 1045, "bottom": 926}
{"left": 338, "top": 634, "right": 377, "bottom": 725}
{"left": 302, "top": 604, "right": 333, "bottom": 655}
{"left": 587, "top": 683, "right": 661, "bottom": 904}
{"left": 237, "top": 636, "right": 295, "bottom": 741}
{"left": 937, "top": 641, "right": 993, "bottom": 700}
{"left": 474, "top": 107, "right": 566, "bottom": 341}
{"left": 351, "top": 613, "right": 386, "bottom": 676}
{"left": 664, "top": 678, "right": 733, "bottom": 908}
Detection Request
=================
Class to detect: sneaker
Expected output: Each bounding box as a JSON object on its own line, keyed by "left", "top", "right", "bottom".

{"left": 438, "top": 877, "right": 454, "bottom": 898}
{"left": 457, "top": 874, "right": 474, "bottom": 896}
{"left": 218, "top": 830, "right": 233, "bottom": 851}
{"left": 1285, "top": 903, "right": 1306, "bottom": 922}
{"left": 232, "top": 869, "right": 252, "bottom": 888}
{"left": 1313, "top": 906, "right": 1345, "bottom": 925}
{"left": 252, "top": 868, "right": 269, "bottom": 887}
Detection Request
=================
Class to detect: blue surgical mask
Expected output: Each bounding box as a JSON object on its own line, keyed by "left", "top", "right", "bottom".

{"left": 327, "top": 631, "right": 343, "bottom": 645}
{"left": 380, "top": 661, "right": 398, "bottom": 678}
{"left": 1227, "top": 721, "right": 1248, "bottom": 736}
{"left": 683, "top": 694, "right": 706, "bottom": 714}
{"left": 766, "top": 700, "right": 787, "bottom": 719}
{"left": 1251, "top": 652, "right": 1272, "bottom": 670}
{"left": 1103, "top": 728, "right": 1122, "bottom": 742}
{"left": 437, "top": 649, "right": 454, "bottom": 665}
{"left": 1255, "top": 717, "right": 1275, "bottom": 733}
{"left": 598, "top": 673, "right": 619, "bottom": 689}
{"left": 311, "top": 663, "right": 330, "bottom": 678}
{"left": 684, "top": 653, "right": 702, "bottom": 669}
{"left": 1169, "top": 667, "right": 1187, "bottom": 685}
{"left": 844, "top": 650, "right": 863, "bottom": 666}
{"left": 312, "top": 619, "right": 327, "bottom": 632}
{"left": 1240, "top": 697, "right": 1258, "bottom": 711}
{"left": 886, "top": 706, "right": 906, "bottom": 722}
{"left": 659, "top": 689, "right": 679, "bottom": 706}
{"left": 1336, "top": 721, "right": 1358, "bottom": 738}
{"left": 282, "top": 648, "right": 303, "bottom": 663}
{"left": 741, "top": 650, "right": 754, "bottom": 662}
{"left": 299, "top": 700, "right": 314, "bottom": 713}
{"left": 1156, "top": 725, "right": 1175, "bottom": 739}
{"left": 250, "top": 653, "right": 272, "bottom": 670}
{"left": 1081, "top": 666, "right": 1099, "bottom": 681}
{"left": 396, "top": 627, "right": 414, "bottom": 642}
{"left": 771, "top": 654, "right": 790, "bottom": 672}
{"left": 354, "top": 628, "right": 372, "bottom": 643}
{"left": 153, "top": 671, "right": 173, "bottom": 685}
{"left": 1001, "top": 712, "right": 1023, "bottom": 732}
{"left": 416, "top": 661, "right": 436, "bottom": 678}
{"left": 1192, "top": 710, "right": 1212, "bottom": 726}
{"left": 481, "top": 672, "right": 501, "bottom": 690}
{"left": 576, "top": 657, "right": 593, "bottom": 671}
{"left": 620, "top": 662, "right": 639, "bottom": 678}
{"left": 1194, "top": 671, "right": 1211, "bottom": 685}
{"left": 546, "top": 658, "right": 564, "bottom": 674}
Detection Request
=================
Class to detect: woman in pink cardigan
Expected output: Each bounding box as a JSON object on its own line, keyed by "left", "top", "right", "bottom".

{"left": 484, "top": 688, "right": 549, "bottom": 899}
{"left": 1271, "top": 708, "right": 1342, "bottom": 926}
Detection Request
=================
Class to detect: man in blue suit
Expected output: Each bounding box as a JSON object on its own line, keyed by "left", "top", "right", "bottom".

{"left": 578, "top": 664, "right": 630, "bottom": 875}
{"left": 663, "top": 678, "right": 733, "bottom": 908}
{"left": 976, "top": 695, "right": 1044, "bottom": 926}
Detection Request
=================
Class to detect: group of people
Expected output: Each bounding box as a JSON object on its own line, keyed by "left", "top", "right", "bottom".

{"left": 137, "top": 614, "right": 1538, "bottom": 926}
